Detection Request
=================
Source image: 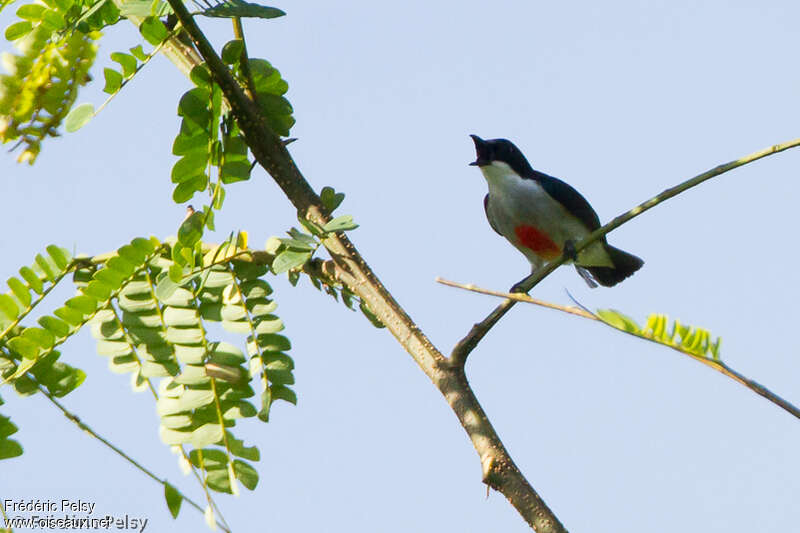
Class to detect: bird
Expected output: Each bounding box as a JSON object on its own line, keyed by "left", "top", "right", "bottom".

{"left": 469, "top": 134, "right": 643, "bottom": 289}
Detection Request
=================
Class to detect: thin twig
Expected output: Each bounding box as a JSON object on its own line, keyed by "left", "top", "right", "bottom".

{"left": 437, "top": 277, "right": 593, "bottom": 319}
{"left": 450, "top": 137, "right": 800, "bottom": 367}
{"left": 439, "top": 278, "right": 800, "bottom": 420}
{"left": 37, "top": 385, "right": 230, "bottom": 532}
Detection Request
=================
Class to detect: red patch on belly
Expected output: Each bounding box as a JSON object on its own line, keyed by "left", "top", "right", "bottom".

{"left": 514, "top": 225, "right": 561, "bottom": 260}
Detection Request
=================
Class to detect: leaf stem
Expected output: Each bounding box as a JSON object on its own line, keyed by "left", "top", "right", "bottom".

{"left": 231, "top": 18, "right": 259, "bottom": 105}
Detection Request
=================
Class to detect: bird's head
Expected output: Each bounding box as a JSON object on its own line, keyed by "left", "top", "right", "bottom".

{"left": 469, "top": 135, "right": 534, "bottom": 177}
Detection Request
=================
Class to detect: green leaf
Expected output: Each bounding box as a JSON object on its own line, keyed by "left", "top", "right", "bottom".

{"left": 177, "top": 87, "right": 211, "bottom": 124}
{"left": 200, "top": 0, "right": 285, "bottom": 19}
{"left": 320, "top": 186, "right": 345, "bottom": 213}
{"left": 0, "top": 439, "right": 23, "bottom": 460}
{"left": 173, "top": 131, "right": 210, "bottom": 156}
{"left": 270, "top": 384, "right": 296, "bottom": 405}
{"left": 19, "top": 267, "right": 43, "bottom": 294}
{"left": 38, "top": 315, "right": 71, "bottom": 338}
{"left": 278, "top": 237, "right": 315, "bottom": 252}
{"left": 45, "top": 245, "right": 70, "bottom": 270}
{"left": 323, "top": 215, "right": 358, "bottom": 233}
{"left": 40, "top": 8, "right": 65, "bottom": 29}
{"left": 139, "top": 15, "right": 168, "bottom": 45}
{"left": 54, "top": 306, "right": 84, "bottom": 326}
{"left": 189, "top": 64, "right": 212, "bottom": 88}
{"left": 233, "top": 459, "right": 258, "bottom": 490}
{"left": 39, "top": 364, "right": 86, "bottom": 397}
{"left": 103, "top": 68, "right": 123, "bottom": 94}
{"left": 157, "top": 389, "right": 215, "bottom": 416}
{"left": 155, "top": 274, "right": 181, "bottom": 301}
{"left": 119, "top": 0, "right": 169, "bottom": 17}
{"left": 165, "top": 327, "right": 204, "bottom": 345}
{"left": 205, "top": 467, "right": 232, "bottom": 493}
{"left": 207, "top": 342, "right": 245, "bottom": 365}
{"left": 178, "top": 212, "right": 205, "bottom": 246}
{"left": 164, "top": 483, "right": 182, "bottom": 519}
{"left": 65, "top": 295, "right": 97, "bottom": 315}
{"left": 64, "top": 103, "right": 95, "bottom": 132}
{"left": 220, "top": 39, "right": 243, "bottom": 64}
{"left": 263, "top": 351, "right": 293, "bottom": 371}
{"left": 22, "top": 327, "right": 55, "bottom": 350}
{"left": 253, "top": 315, "right": 282, "bottom": 335}
{"left": 240, "top": 279, "right": 272, "bottom": 299}
{"left": 0, "top": 294, "right": 19, "bottom": 321}
{"left": 82, "top": 280, "right": 113, "bottom": 301}
{"left": 0, "top": 417, "right": 18, "bottom": 438}
{"left": 227, "top": 433, "right": 259, "bottom": 460}
{"left": 271, "top": 250, "right": 311, "bottom": 274}
{"left": 171, "top": 152, "right": 209, "bottom": 184}
{"left": 16, "top": 4, "right": 46, "bottom": 21}
{"left": 7, "top": 277, "right": 31, "bottom": 309}
{"left": 190, "top": 423, "right": 224, "bottom": 448}
{"left": 257, "top": 388, "right": 271, "bottom": 422}
{"left": 163, "top": 307, "right": 200, "bottom": 327}
{"left": 209, "top": 187, "right": 225, "bottom": 211}
{"left": 129, "top": 45, "right": 148, "bottom": 62}
{"left": 111, "top": 51, "right": 137, "bottom": 77}
{"left": 596, "top": 309, "right": 640, "bottom": 334}
{"left": 94, "top": 267, "right": 128, "bottom": 289}
{"left": 8, "top": 336, "right": 39, "bottom": 359}
{"left": 5, "top": 21, "right": 33, "bottom": 41}
{"left": 34, "top": 254, "right": 57, "bottom": 281}
{"left": 220, "top": 161, "right": 251, "bottom": 184}
{"left": 257, "top": 333, "right": 290, "bottom": 352}
{"left": 173, "top": 177, "right": 208, "bottom": 203}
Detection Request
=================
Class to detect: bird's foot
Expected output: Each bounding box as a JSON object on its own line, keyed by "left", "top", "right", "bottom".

{"left": 510, "top": 273, "right": 537, "bottom": 294}
{"left": 509, "top": 281, "right": 527, "bottom": 294}
{"left": 562, "top": 239, "right": 578, "bottom": 262}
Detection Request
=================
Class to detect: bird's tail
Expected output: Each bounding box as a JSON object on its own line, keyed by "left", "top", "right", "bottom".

{"left": 580, "top": 245, "right": 644, "bottom": 288}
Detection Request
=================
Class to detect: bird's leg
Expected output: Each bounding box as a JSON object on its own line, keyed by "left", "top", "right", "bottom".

{"left": 510, "top": 241, "right": 581, "bottom": 293}
{"left": 509, "top": 278, "right": 529, "bottom": 294}
{"left": 562, "top": 239, "right": 578, "bottom": 262}
{"left": 510, "top": 271, "right": 539, "bottom": 293}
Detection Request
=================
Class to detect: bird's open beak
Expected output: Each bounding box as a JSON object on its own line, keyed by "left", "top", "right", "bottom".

{"left": 469, "top": 134, "right": 488, "bottom": 166}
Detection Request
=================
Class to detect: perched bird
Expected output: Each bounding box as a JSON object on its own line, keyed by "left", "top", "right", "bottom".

{"left": 470, "top": 135, "right": 643, "bottom": 289}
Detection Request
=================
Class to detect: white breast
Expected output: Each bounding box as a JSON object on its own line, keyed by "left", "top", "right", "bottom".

{"left": 480, "top": 161, "right": 612, "bottom": 268}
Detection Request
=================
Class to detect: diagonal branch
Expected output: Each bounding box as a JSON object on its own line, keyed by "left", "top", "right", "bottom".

{"left": 439, "top": 278, "right": 800, "bottom": 420}
{"left": 155, "top": 4, "right": 567, "bottom": 531}
{"left": 450, "top": 138, "right": 800, "bottom": 367}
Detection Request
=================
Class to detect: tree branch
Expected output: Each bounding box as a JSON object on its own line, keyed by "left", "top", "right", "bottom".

{"left": 450, "top": 138, "right": 800, "bottom": 367}
{"left": 439, "top": 278, "right": 800, "bottom": 420}
{"left": 155, "top": 4, "right": 567, "bottom": 531}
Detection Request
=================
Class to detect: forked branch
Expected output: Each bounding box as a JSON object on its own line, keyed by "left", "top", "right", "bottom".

{"left": 158, "top": 3, "right": 567, "bottom": 531}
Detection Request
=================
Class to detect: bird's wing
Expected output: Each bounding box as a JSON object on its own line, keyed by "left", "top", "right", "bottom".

{"left": 484, "top": 194, "right": 502, "bottom": 235}
{"left": 535, "top": 171, "right": 602, "bottom": 231}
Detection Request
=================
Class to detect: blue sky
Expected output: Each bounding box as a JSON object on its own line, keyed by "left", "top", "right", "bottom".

{"left": 2, "top": 1, "right": 800, "bottom": 531}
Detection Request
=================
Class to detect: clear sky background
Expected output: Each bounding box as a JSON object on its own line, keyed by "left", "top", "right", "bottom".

{"left": 2, "top": 1, "right": 800, "bottom": 531}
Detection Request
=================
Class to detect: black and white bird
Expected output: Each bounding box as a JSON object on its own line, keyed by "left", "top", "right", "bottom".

{"left": 470, "top": 135, "right": 643, "bottom": 288}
